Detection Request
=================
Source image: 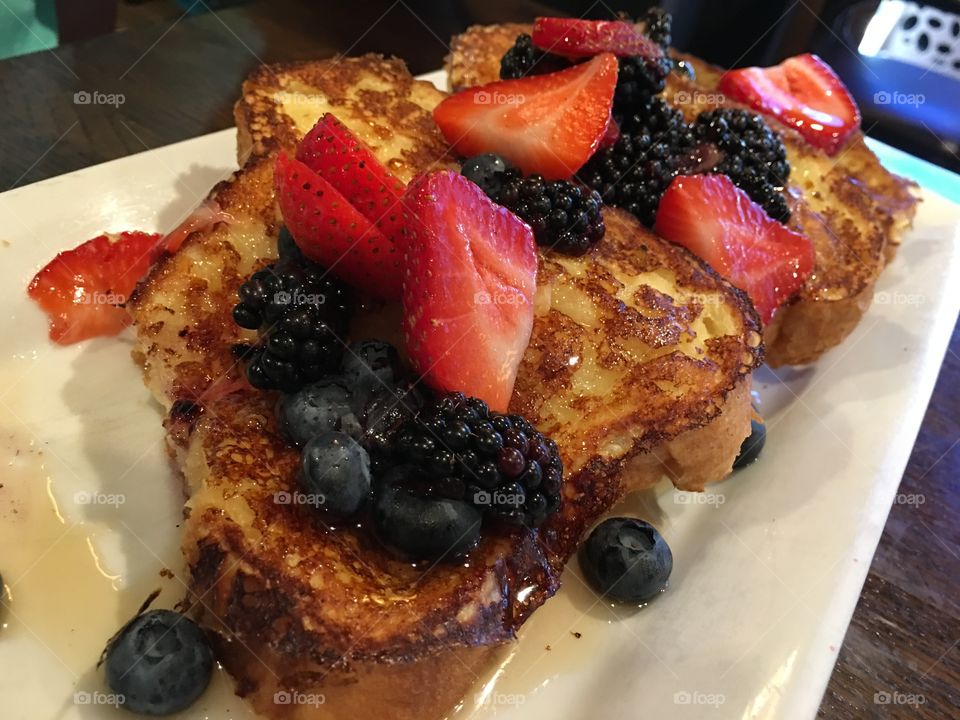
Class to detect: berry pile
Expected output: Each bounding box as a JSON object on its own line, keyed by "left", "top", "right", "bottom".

{"left": 461, "top": 154, "right": 605, "bottom": 255}
{"left": 233, "top": 248, "right": 352, "bottom": 392}
{"left": 391, "top": 393, "right": 563, "bottom": 527}
{"left": 613, "top": 54, "right": 673, "bottom": 120}
{"left": 642, "top": 7, "right": 672, "bottom": 49}
{"left": 499, "top": 33, "right": 570, "bottom": 80}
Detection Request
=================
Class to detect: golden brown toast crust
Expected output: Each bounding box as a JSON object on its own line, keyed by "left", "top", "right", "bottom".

{"left": 130, "top": 54, "right": 760, "bottom": 718}
{"left": 446, "top": 25, "right": 920, "bottom": 366}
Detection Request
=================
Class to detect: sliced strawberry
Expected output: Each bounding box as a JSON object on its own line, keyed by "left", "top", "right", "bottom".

{"left": 160, "top": 199, "right": 230, "bottom": 255}
{"left": 532, "top": 17, "right": 664, "bottom": 58}
{"left": 28, "top": 230, "right": 161, "bottom": 344}
{"left": 432, "top": 53, "right": 618, "bottom": 180}
{"left": 653, "top": 174, "right": 814, "bottom": 323}
{"left": 401, "top": 171, "right": 537, "bottom": 412}
{"left": 598, "top": 114, "right": 620, "bottom": 150}
{"left": 717, "top": 54, "right": 861, "bottom": 155}
{"left": 295, "top": 113, "right": 407, "bottom": 241}
{"left": 274, "top": 152, "right": 401, "bottom": 299}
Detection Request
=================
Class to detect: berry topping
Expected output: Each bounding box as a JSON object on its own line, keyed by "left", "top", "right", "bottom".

{"left": 401, "top": 171, "right": 537, "bottom": 412}
{"left": 717, "top": 53, "right": 861, "bottom": 155}
{"left": 641, "top": 7, "right": 672, "bottom": 49}
{"left": 654, "top": 174, "right": 814, "bottom": 323}
{"left": 580, "top": 518, "right": 673, "bottom": 603}
{"left": 388, "top": 393, "right": 563, "bottom": 527}
{"left": 28, "top": 230, "right": 162, "bottom": 345}
{"left": 277, "top": 377, "right": 357, "bottom": 447}
{"left": 341, "top": 339, "right": 400, "bottom": 399}
{"left": 613, "top": 54, "right": 673, "bottom": 118}
{"left": 374, "top": 466, "right": 482, "bottom": 560}
{"left": 295, "top": 113, "right": 407, "bottom": 242}
{"left": 232, "top": 256, "right": 352, "bottom": 391}
{"left": 733, "top": 418, "right": 766, "bottom": 469}
{"left": 104, "top": 609, "right": 213, "bottom": 715}
{"left": 460, "top": 152, "right": 518, "bottom": 198}
{"left": 433, "top": 53, "right": 619, "bottom": 180}
{"left": 499, "top": 33, "right": 571, "bottom": 80}
{"left": 274, "top": 152, "right": 401, "bottom": 299}
{"left": 301, "top": 431, "right": 372, "bottom": 516}
{"left": 531, "top": 17, "right": 664, "bottom": 59}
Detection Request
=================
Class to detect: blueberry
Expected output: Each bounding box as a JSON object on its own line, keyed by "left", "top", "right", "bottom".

{"left": 733, "top": 419, "right": 766, "bottom": 469}
{"left": 460, "top": 153, "right": 515, "bottom": 198}
{"left": 374, "top": 466, "right": 482, "bottom": 559}
{"left": 301, "top": 432, "right": 371, "bottom": 516}
{"left": 278, "top": 377, "right": 356, "bottom": 447}
{"left": 105, "top": 609, "right": 213, "bottom": 715}
{"left": 341, "top": 340, "right": 399, "bottom": 398}
{"left": 277, "top": 226, "right": 304, "bottom": 261}
{"left": 580, "top": 518, "right": 672, "bottom": 604}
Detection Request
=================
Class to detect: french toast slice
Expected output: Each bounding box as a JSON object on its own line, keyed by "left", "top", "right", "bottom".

{"left": 445, "top": 24, "right": 919, "bottom": 366}
{"left": 129, "top": 55, "right": 761, "bottom": 719}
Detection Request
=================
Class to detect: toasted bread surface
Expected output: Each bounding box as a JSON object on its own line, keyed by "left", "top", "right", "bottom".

{"left": 129, "top": 55, "right": 760, "bottom": 718}
{"left": 445, "top": 24, "right": 919, "bottom": 366}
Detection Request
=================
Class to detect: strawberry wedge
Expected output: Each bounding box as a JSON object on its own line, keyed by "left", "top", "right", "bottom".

{"left": 532, "top": 17, "right": 664, "bottom": 58}
{"left": 654, "top": 174, "right": 814, "bottom": 323}
{"left": 432, "top": 53, "right": 618, "bottom": 180}
{"left": 401, "top": 171, "right": 537, "bottom": 412}
{"left": 718, "top": 54, "right": 861, "bottom": 155}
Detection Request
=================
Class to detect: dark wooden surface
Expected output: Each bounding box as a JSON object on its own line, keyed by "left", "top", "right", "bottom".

{"left": 1, "top": 1, "right": 957, "bottom": 717}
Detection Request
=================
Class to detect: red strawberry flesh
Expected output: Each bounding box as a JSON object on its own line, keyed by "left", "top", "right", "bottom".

{"left": 532, "top": 17, "right": 664, "bottom": 58}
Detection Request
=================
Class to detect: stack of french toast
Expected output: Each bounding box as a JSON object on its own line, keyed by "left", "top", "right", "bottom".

{"left": 121, "top": 10, "right": 917, "bottom": 720}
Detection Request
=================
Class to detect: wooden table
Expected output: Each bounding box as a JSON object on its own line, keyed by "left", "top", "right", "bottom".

{"left": 1, "top": 1, "right": 957, "bottom": 716}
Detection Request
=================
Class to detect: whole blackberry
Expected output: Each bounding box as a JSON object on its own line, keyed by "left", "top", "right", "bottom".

{"left": 578, "top": 98, "right": 698, "bottom": 226}
{"left": 497, "top": 175, "right": 605, "bottom": 255}
{"left": 695, "top": 109, "right": 791, "bottom": 221}
{"left": 642, "top": 7, "right": 672, "bottom": 49}
{"left": 232, "top": 259, "right": 352, "bottom": 391}
{"left": 389, "top": 393, "right": 563, "bottom": 527}
{"left": 613, "top": 54, "right": 673, "bottom": 120}
{"left": 499, "top": 33, "right": 570, "bottom": 80}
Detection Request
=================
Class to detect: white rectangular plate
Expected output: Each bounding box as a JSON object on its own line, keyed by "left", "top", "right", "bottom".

{"left": 1, "top": 71, "right": 958, "bottom": 720}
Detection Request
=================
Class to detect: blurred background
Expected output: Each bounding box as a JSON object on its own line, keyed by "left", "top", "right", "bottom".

{"left": 0, "top": 0, "right": 957, "bottom": 172}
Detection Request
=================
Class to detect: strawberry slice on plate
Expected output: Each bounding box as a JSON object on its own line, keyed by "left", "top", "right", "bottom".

{"left": 717, "top": 53, "right": 861, "bottom": 155}
{"left": 401, "top": 171, "right": 537, "bottom": 412}
{"left": 274, "top": 152, "right": 401, "bottom": 299}
{"left": 654, "top": 174, "right": 814, "bottom": 324}
{"left": 295, "top": 113, "right": 407, "bottom": 241}
{"left": 28, "top": 230, "right": 162, "bottom": 345}
{"left": 532, "top": 17, "right": 664, "bottom": 58}
{"left": 432, "top": 52, "right": 618, "bottom": 180}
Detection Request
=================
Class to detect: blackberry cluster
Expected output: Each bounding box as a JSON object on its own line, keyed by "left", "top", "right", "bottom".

{"left": 232, "top": 256, "right": 352, "bottom": 392}
{"left": 391, "top": 393, "right": 563, "bottom": 527}
{"left": 642, "top": 7, "right": 672, "bottom": 49}
{"left": 579, "top": 98, "right": 697, "bottom": 226}
{"left": 497, "top": 175, "right": 605, "bottom": 255}
{"left": 613, "top": 55, "right": 673, "bottom": 120}
{"left": 499, "top": 34, "right": 570, "bottom": 80}
{"left": 694, "top": 109, "right": 791, "bottom": 222}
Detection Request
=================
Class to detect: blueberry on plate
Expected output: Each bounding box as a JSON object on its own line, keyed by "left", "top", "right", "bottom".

{"left": 105, "top": 609, "right": 213, "bottom": 715}
{"left": 580, "top": 518, "right": 672, "bottom": 604}
{"left": 374, "top": 465, "right": 482, "bottom": 560}
{"left": 278, "top": 377, "right": 356, "bottom": 447}
{"left": 460, "top": 153, "right": 516, "bottom": 199}
{"left": 341, "top": 340, "right": 399, "bottom": 399}
{"left": 733, "top": 419, "right": 766, "bottom": 469}
{"left": 301, "top": 431, "right": 371, "bottom": 515}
